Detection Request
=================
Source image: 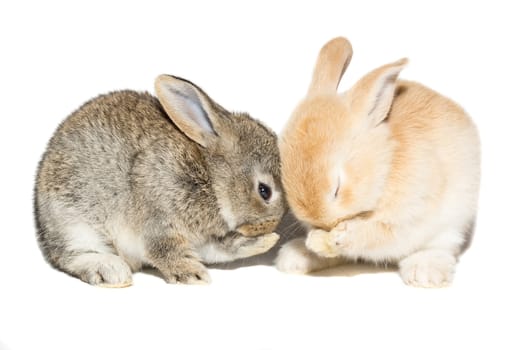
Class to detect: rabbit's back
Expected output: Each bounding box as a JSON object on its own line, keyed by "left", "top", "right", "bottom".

{"left": 382, "top": 81, "right": 480, "bottom": 235}
{"left": 389, "top": 81, "right": 479, "bottom": 185}
{"left": 36, "top": 91, "right": 186, "bottom": 210}
{"left": 35, "top": 91, "right": 212, "bottom": 261}
{"left": 390, "top": 81, "right": 478, "bottom": 147}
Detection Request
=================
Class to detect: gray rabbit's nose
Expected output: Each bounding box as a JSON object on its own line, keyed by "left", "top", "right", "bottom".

{"left": 236, "top": 218, "right": 280, "bottom": 237}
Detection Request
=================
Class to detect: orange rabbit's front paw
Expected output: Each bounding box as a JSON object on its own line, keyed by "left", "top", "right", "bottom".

{"left": 306, "top": 229, "right": 342, "bottom": 258}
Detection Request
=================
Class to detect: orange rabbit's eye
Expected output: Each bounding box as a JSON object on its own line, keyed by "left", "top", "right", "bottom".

{"left": 334, "top": 176, "right": 341, "bottom": 198}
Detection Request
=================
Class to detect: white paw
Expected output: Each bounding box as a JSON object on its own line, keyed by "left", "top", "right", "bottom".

{"left": 399, "top": 250, "right": 456, "bottom": 288}
{"left": 305, "top": 229, "right": 341, "bottom": 258}
{"left": 275, "top": 238, "right": 315, "bottom": 274}
{"left": 70, "top": 253, "right": 133, "bottom": 287}
{"left": 275, "top": 238, "right": 341, "bottom": 274}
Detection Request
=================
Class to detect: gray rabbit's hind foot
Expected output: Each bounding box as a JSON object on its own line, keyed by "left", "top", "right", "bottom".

{"left": 39, "top": 219, "right": 134, "bottom": 287}
{"left": 69, "top": 253, "right": 133, "bottom": 288}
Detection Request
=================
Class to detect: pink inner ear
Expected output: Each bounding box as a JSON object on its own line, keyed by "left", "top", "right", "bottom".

{"left": 367, "top": 75, "right": 397, "bottom": 118}
{"left": 155, "top": 76, "right": 220, "bottom": 148}
{"left": 347, "top": 60, "right": 406, "bottom": 128}
{"left": 165, "top": 86, "right": 215, "bottom": 135}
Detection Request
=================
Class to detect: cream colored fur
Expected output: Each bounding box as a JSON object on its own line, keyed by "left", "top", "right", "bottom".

{"left": 276, "top": 37, "right": 480, "bottom": 287}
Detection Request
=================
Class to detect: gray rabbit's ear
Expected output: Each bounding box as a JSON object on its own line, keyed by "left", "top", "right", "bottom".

{"left": 155, "top": 75, "right": 218, "bottom": 147}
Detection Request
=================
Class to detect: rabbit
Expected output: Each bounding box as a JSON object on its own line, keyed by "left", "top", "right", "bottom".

{"left": 34, "top": 75, "right": 285, "bottom": 287}
{"left": 275, "top": 37, "right": 480, "bottom": 287}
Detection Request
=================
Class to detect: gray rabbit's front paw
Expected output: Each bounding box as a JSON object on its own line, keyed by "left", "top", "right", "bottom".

{"left": 238, "top": 232, "right": 279, "bottom": 257}
{"left": 236, "top": 232, "right": 280, "bottom": 258}
{"left": 160, "top": 258, "right": 211, "bottom": 285}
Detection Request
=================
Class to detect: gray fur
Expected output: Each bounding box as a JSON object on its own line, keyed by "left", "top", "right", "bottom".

{"left": 34, "top": 77, "right": 284, "bottom": 286}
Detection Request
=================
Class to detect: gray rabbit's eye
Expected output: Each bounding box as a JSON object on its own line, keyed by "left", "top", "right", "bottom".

{"left": 258, "top": 182, "right": 272, "bottom": 201}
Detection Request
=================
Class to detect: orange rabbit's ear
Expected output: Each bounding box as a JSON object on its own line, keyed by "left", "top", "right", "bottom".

{"left": 307, "top": 37, "right": 353, "bottom": 97}
{"left": 345, "top": 58, "right": 408, "bottom": 127}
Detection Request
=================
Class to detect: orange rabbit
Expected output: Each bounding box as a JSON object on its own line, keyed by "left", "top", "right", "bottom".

{"left": 276, "top": 37, "right": 480, "bottom": 287}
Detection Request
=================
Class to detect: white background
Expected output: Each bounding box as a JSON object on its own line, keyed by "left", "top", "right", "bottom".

{"left": 1, "top": 1, "right": 524, "bottom": 349}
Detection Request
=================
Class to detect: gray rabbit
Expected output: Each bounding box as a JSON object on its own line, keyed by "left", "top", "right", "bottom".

{"left": 34, "top": 75, "right": 285, "bottom": 287}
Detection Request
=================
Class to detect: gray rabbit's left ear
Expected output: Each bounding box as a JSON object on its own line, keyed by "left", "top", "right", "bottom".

{"left": 155, "top": 75, "right": 219, "bottom": 148}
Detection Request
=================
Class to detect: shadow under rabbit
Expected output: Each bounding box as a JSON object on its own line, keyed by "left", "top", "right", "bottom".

{"left": 211, "top": 210, "right": 305, "bottom": 270}
{"left": 308, "top": 261, "right": 396, "bottom": 278}
{"left": 211, "top": 211, "right": 395, "bottom": 279}
{"left": 141, "top": 209, "right": 474, "bottom": 279}
{"left": 146, "top": 210, "right": 472, "bottom": 279}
